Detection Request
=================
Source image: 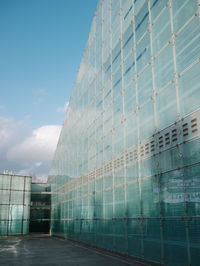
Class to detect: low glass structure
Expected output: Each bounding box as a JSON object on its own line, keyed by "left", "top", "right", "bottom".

{"left": 0, "top": 174, "right": 31, "bottom": 236}
{"left": 48, "top": 0, "right": 200, "bottom": 265}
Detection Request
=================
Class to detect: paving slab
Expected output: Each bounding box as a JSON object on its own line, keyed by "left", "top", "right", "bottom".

{"left": 0, "top": 235, "right": 149, "bottom": 266}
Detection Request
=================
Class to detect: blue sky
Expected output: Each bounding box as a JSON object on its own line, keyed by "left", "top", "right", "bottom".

{"left": 0, "top": 0, "right": 98, "bottom": 180}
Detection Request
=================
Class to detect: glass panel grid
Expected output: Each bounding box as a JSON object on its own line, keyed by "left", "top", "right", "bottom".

{"left": 48, "top": 1, "right": 200, "bottom": 265}
{"left": 0, "top": 174, "right": 31, "bottom": 236}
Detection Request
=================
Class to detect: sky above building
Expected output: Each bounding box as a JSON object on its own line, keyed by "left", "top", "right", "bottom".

{"left": 0, "top": 0, "right": 98, "bottom": 180}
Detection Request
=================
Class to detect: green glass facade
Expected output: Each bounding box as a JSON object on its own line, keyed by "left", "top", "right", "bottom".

{"left": 48, "top": 0, "right": 200, "bottom": 265}
{"left": 30, "top": 183, "right": 51, "bottom": 233}
{"left": 0, "top": 174, "right": 31, "bottom": 236}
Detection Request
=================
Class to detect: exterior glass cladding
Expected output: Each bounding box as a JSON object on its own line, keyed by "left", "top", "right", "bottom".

{"left": 48, "top": 0, "right": 200, "bottom": 265}
{"left": 0, "top": 174, "right": 31, "bottom": 236}
{"left": 30, "top": 183, "right": 51, "bottom": 233}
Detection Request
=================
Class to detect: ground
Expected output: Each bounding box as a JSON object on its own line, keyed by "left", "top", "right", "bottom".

{"left": 0, "top": 235, "right": 148, "bottom": 266}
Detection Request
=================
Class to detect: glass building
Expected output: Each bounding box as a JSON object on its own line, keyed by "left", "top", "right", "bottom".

{"left": 48, "top": 0, "right": 200, "bottom": 265}
{"left": 0, "top": 174, "right": 31, "bottom": 236}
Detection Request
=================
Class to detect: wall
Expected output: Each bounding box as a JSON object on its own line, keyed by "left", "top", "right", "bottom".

{"left": 0, "top": 174, "right": 31, "bottom": 236}
{"left": 48, "top": 0, "right": 200, "bottom": 265}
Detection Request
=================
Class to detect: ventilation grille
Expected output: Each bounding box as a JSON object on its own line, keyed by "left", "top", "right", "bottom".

{"left": 87, "top": 113, "right": 199, "bottom": 179}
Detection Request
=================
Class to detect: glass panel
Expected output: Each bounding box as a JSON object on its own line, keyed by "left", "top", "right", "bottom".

{"left": 138, "top": 65, "right": 153, "bottom": 105}
{"left": 136, "top": 32, "right": 151, "bottom": 73}
{"left": 172, "top": 0, "right": 198, "bottom": 33}
{"left": 139, "top": 101, "right": 155, "bottom": 140}
{"left": 154, "top": 44, "right": 174, "bottom": 90}
{"left": 124, "top": 114, "right": 137, "bottom": 148}
{"left": 152, "top": 6, "right": 171, "bottom": 55}
{"left": 135, "top": 1, "right": 149, "bottom": 42}
{"left": 156, "top": 84, "right": 177, "bottom": 130}
{"left": 150, "top": 0, "right": 168, "bottom": 22}
{"left": 179, "top": 62, "right": 200, "bottom": 116}
{"left": 124, "top": 83, "right": 136, "bottom": 116}
{"left": 175, "top": 16, "right": 200, "bottom": 74}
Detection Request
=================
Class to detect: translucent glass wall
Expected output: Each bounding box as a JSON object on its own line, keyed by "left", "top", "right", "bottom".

{"left": 48, "top": 0, "right": 200, "bottom": 265}
{"left": 0, "top": 174, "right": 31, "bottom": 236}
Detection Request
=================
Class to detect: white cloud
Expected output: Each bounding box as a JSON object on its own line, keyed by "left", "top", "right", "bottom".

{"left": 0, "top": 117, "right": 15, "bottom": 149}
{"left": 0, "top": 117, "right": 28, "bottom": 150}
{"left": 0, "top": 116, "right": 61, "bottom": 181}
{"left": 16, "top": 164, "right": 49, "bottom": 181}
{"left": 17, "top": 167, "right": 35, "bottom": 177}
{"left": 57, "top": 101, "right": 69, "bottom": 113}
{"left": 7, "top": 125, "right": 61, "bottom": 162}
{"left": 35, "top": 162, "right": 42, "bottom": 167}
